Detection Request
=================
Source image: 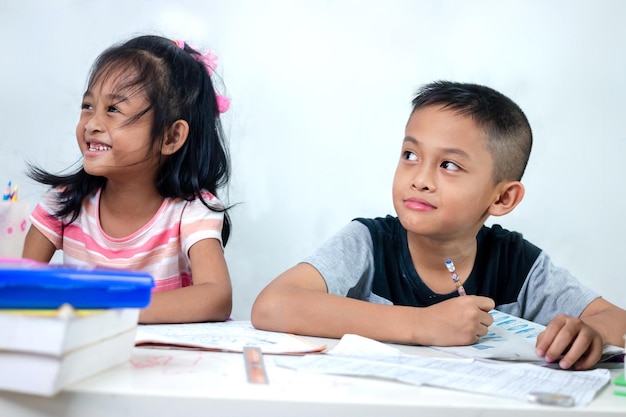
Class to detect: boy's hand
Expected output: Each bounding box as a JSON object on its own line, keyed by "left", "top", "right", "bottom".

{"left": 535, "top": 314, "right": 603, "bottom": 370}
{"left": 421, "top": 296, "right": 495, "bottom": 346}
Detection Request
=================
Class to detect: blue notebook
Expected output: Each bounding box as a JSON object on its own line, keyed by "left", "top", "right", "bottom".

{"left": 0, "top": 258, "right": 154, "bottom": 309}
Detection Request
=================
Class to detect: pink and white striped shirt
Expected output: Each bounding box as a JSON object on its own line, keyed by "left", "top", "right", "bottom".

{"left": 30, "top": 188, "right": 224, "bottom": 292}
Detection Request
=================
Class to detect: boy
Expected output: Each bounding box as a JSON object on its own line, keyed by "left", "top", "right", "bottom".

{"left": 251, "top": 81, "right": 626, "bottom": 370}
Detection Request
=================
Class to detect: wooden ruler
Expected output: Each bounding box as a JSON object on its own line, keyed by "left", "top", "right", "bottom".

{"left": 243, "top": 346, "right": 268, "bottom": 384}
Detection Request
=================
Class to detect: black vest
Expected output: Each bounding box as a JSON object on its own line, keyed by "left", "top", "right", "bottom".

{"left": 354, "top": 216, "right": 542, "bottom": 307}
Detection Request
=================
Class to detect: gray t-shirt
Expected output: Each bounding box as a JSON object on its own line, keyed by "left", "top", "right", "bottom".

{"left": 304, "top": 219, "right": 599, "bottom": 326}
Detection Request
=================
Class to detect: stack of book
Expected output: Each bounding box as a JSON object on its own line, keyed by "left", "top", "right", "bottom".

{"left": 0, "top": 259, "right": 153, "bottom": 396}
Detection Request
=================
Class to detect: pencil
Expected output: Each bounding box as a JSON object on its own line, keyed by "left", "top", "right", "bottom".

{"left": 445, "top": 259, "right": 467, "bottom": 296}
{"left": 2, "top": 181, "right": 10, "bottom": 201}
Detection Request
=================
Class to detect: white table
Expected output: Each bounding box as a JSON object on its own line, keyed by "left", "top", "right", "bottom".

{"left": 1, "top": 338, "right": 624, "bottom": 417}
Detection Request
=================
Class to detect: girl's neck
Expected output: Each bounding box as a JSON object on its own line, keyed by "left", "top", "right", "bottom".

{"left": 98, "top": 181, "right": 164, "bottom": 239}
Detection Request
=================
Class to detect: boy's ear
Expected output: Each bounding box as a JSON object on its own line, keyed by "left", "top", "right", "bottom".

{"left": 161, "top": 120, "right": 189, "bottom": 156}
{"left": 488, "top": 181, "right": 525, "bottom": 217}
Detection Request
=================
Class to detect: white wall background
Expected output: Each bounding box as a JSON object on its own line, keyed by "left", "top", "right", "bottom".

{"left": 1, "top": 0, "right": 624, "bottom": 319}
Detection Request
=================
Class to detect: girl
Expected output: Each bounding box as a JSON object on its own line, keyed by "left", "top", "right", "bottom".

{"left": 23, "top": 35, "right": 233, "bottom": 324}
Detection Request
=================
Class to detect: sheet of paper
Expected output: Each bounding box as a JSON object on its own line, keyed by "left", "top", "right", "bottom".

{"left": 276, "top": 333, "right": 610, "bottom": 407}
{"left": 432, "top": 310, "right": 543, "bottom": 360}
{"left": 135, "top": 320, "right": 325, "bottom": 354}
{"left": 432, "top": 310, "right": 624, "bottom": 361}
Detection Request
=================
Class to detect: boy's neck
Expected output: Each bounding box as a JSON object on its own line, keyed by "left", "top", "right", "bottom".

{"left": 405, "top": 232, "right": 478, "bottom": 294}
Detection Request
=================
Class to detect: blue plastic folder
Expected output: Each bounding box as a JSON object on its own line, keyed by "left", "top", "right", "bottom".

{"left": 0, "top": 258, "right": 154, "bottom": 309}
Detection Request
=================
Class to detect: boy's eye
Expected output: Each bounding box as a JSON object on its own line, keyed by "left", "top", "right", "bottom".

{"left": 441, "top": 161, "right": 460, "bottom": 171}
{"left": 403, "top": 151, "right": 418, "bottom": 161}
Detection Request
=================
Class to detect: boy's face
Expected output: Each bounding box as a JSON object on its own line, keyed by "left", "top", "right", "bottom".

{"left": 392, "top": 105, "right": 502, "bottom": 240}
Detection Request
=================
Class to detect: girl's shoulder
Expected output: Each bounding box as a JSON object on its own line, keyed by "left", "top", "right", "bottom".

{"left": 189, "top": 191, "right": 223, "bottom": 209}
{"left": 163, "top": 191, "right": 224, "bottom": 214}
{"left": 39, "top": 186, "right": 99, "bottom": 212}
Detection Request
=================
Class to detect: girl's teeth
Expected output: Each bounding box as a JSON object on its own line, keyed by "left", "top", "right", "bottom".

{"left": 89, "top": 144, "right": 111, "bottom": 151}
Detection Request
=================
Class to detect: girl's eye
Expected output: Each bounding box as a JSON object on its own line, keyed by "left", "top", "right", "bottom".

{"left": 403, "top": 151, "right": 418, "bottom": 161}
{"left": 107, "top": 106, "right": 120, "bottom": 113}
{"left": 441, "top": 160, "right": 460, "bottom": 171}
{"left": 81, "top": 103, "right": 92, "bottom": 110}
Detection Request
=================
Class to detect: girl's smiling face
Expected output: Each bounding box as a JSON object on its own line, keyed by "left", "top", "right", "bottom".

{"left": 392, "top": 105, "right": 503, "bottom": 241}
{"left": 76, "top": 68, "right": 159, "bottom": 181}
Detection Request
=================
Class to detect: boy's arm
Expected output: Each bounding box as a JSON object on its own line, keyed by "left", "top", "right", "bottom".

{"left": 251, "top": 262, "right": 495, "bottom": 346}
{"left": 580, "top": 297, "right": 626, "bottom": 346}
{"left": 536, "top": 297, "right": 626, "bottom": 370}
{"left": 139, "top": 238, "right": 232, "bottom": 324}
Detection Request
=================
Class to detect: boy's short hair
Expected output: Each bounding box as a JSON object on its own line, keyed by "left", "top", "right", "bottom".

{"left": 411, "top": 81, "right": 532, "bottom": 182}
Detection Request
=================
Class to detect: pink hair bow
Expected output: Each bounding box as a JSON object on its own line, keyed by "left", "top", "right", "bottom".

{"left": 196, "top": 50, "right": 218, "bottom": 76}
{"left": 173, "top": 39, "right": 230, "bottom": 113}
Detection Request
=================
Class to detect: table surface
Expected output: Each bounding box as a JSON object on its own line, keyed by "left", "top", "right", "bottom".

{"left": 1, "top": 336, "right": 624, "bottom": 417}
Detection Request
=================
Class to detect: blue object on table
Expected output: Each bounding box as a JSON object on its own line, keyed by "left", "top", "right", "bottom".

{"left": 0, "top": 259, "right": 154, "bottom": 309}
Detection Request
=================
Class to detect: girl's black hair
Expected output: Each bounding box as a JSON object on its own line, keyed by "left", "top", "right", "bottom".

{"left": 28, "top": 35, "right": 232, "bottom": 244}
